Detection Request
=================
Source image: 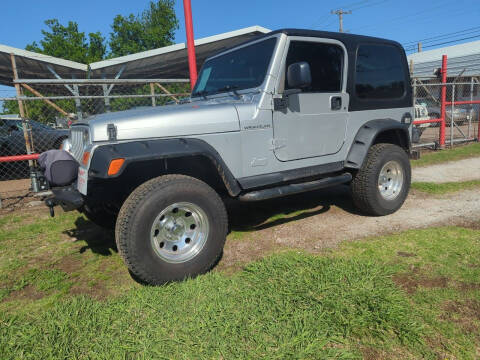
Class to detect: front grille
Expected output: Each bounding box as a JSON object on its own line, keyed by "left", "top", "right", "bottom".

{"left": 70, "top": 126, "right": 89, "bottom": 163}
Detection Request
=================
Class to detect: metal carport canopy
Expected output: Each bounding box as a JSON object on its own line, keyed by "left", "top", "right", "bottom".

{"left": 89, "top": 26, "right": 271, "bottom": 79}
{"left": 408, "top": 40, "right": 480, "bottom": 79}
{"left": 0, "top": 44, "right": 87, "bottom": 86}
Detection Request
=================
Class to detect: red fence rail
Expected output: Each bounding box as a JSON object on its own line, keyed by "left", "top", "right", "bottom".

{"left": 0, "top": 154, "right": 39, "bottom": 163}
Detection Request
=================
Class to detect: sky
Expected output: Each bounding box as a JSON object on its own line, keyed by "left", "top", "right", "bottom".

{"left": 1, "top": 0, "right": 479, "bottom": 96}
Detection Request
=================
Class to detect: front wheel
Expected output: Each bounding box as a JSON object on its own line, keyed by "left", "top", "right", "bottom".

{"left": 351, "top": 143, "right": 411, "bottom": 216}
{"left": 115, "top": 175, "right": 228, "bottom": 285}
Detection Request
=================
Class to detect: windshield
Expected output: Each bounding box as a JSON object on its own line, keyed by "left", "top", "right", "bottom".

{"left": 192, "top": 37, "right": 277, "bottom": 97}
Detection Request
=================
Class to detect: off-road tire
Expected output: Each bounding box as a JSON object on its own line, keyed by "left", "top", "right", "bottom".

{"left": 351, "top": 143, "right": 411, "bottom": 216}
{"left": 115, "top": 174, "right": 228, "bottom": 285}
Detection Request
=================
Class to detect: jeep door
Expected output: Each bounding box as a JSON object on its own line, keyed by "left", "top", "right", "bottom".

{"left": 272, "top": 38, "right": 348, "bottom": 161}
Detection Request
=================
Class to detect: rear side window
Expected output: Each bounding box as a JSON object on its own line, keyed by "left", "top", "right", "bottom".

{"left": 355, "top": 44, "right": 406, "bottom": 99}
{"left": 285, "top": 41, "right": 343, "bottom": 92}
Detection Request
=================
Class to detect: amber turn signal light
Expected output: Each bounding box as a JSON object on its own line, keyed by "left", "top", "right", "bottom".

{"left": 82, "top": 151, "right": 90, "bottom": 166}
{"left": 107, "top": 158, "right": 125, "bottom": 176}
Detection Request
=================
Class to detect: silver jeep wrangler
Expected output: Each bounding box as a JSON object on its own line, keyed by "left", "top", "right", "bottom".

{"left": 48, "top": 29, "right": 413, "bottom": 285}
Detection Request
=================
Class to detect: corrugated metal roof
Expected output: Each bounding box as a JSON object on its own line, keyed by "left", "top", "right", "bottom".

{"left": 0, "top": 44, "right": 88, "bottom": 86}
{"left": 0, "top": 26, "right": 270, "bottom": 85}
{"left": 89, "top": 26, "right": 271, "bottom": 78}
{"left": 407, "top": 40, "right": 480, "bottom": 78}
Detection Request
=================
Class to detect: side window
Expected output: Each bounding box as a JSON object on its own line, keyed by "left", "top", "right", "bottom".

{"left": 355, "top": 44, "right": 406, "bottom": 99}
{"left": 285, "top": 41, "right": 343, "bottom": 93}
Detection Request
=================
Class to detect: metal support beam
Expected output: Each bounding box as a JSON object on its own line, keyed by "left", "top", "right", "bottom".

{"left": 72, "top": 84, "right": 83, "bottom": 121}
{"left": 105, "top": 65, "right": 126, "bottom": 95}
{"left": 47, "top": 65, "right": 76, "bottom": 95}
{"left": 183, "top": 0, "right": 198, "bottom": 89}
{"left": 20, "top": 83, "right": 70, "bottom": 117}
{"left": 155, "top": 83, "right": 179, "bottom": 103}
{"left": 10, "top": 54, "right": 33, "bottom": 161}
{"left": 102, "top": 66, "right": 126, "bottom": 113}
{"left": 150, "top": 83, "right": 156, "bottom": 107}
{"left": 102, "top": 82, "right": 111, "bottom": 112}
{"left": 10, "top": 53, "right": 37, "bottom": 192}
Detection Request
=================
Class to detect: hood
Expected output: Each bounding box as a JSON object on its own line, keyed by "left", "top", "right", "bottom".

{"left": 86, "top": 100, "right": 240, "bottom": 142}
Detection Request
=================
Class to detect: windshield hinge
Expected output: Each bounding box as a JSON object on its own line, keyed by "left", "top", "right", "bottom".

{"left": 107, "top": 124, "right": 117, "bottom": 141}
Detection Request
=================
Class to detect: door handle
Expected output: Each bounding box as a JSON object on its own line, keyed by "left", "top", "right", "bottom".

{"left": 331, "top": 96, "right": 342, "bottom": 111}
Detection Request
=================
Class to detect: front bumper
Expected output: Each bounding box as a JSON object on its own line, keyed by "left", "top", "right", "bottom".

{"left": 45, "top": 186, "right": 84, "bottom": 216}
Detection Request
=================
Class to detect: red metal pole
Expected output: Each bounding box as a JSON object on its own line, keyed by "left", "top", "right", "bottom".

{"left": 0, "top": 154, "right": 39, "bottom": 163}
{"left": 439, "top": 55, "right": 447, "bottom": 147}
{"left": 477, "top": 109, "right": 480, "bottom": 142}
{"left": 183, "top": 0, "right": 198, "bottom": 90}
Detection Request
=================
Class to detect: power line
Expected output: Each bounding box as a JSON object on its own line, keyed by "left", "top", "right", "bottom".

{"left": 348, "top": 0, "right": 390, "bottom": 11}
{"left": 404, "top": 34, "right": 480, "bottom": 52}
{"left": 349, "top": 0, "right": 451, "bottom": 32}
{"left": 402, "top": 26, "right": 480, "bottom": 46}
{"left": 403, "top": 29, "right": 480, "bottom": 51}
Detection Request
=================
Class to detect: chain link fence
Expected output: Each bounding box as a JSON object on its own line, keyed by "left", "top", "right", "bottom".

{"left": 0, "top": 79, "right": 189, "bottom": 208}
{"left": 412, "top": 79, "right": 480, "bottom": 148}
{"left": 1, "top": 64, "right": 480, "bottom": 208}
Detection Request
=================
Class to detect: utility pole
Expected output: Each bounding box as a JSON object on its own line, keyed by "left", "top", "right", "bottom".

{"left": 417, "top": 42, "right": 422, "bottom": 52}
{"left": 331, "top": 9, "right": 352, "bottom": 33}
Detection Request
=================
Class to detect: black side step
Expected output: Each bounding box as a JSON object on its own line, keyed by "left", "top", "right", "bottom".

{"left": 239, "top": 172, "right": 352, "bottom": 202}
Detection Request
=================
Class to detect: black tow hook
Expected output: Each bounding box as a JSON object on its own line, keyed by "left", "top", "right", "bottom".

{"left": 45, "top": 198, "right": 56, "bottom": 217}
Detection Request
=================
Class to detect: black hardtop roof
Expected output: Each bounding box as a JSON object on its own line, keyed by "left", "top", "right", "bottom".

{"left": 258, "top": 28, "right": 402, "bottom": 48}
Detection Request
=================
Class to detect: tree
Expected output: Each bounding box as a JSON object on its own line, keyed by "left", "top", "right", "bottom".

{"left": 26, "top": 19, "right": 106, "bottom": 63}
{"left": 109, "top": 0, "right": 178, "bottom": 57}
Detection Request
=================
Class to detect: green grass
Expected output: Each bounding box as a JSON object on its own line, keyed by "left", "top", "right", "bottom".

{"left": 1, "top": 213, "right": 480, "bottom": 359}
{"left": 412, "top": 142, "right": 480, "bottom": 167}
{"left": 412, "top": 180, "right": 480, "bottom": 194}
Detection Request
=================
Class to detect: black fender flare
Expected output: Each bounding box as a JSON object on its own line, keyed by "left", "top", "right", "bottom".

{"left": 89, "top": 138, "right": 242, "bottom": 196}
{"left": 345, "top": 119, "right": 411, "bottom": 169}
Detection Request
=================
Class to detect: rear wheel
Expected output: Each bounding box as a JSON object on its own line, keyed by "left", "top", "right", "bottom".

{"left": 115, "top": 174, "right": 228, "bottom": 285}
{"left": 351, "top": 143, "right": 411, "bottom": 216}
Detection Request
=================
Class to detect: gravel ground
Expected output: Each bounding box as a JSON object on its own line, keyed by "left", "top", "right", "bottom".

{"left": 220, "top": 158, "right": 480, "bottom": 270}
{"left": 412, "top": 157, "right": 480, "bottom": 183}
{"left": 220, "top": 186, "right": 480, "bottom": 270}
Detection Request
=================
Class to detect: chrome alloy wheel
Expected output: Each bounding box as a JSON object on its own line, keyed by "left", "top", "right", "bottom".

{"left": 150, "top": 202, "right": 209, "bottom": 263}
{"left": 378, "top": 160, "right": 404, "bottom": 201}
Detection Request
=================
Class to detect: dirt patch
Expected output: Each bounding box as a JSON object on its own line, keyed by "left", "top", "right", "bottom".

{"left": 393, "top": 273, "right": 449, "bottom": 295}
{"left": 220, "top": 186, "right": 480, "bottom": 271}
{"left": 458, "top": 282, "right": 480, "bottom": 291}
{"left": 441, "top": 299, "right": 480, "bottom": 335}
{"left": 455, "top": 220, "right": 480, "bottom": 230}
{"left": 5, "top": 285, "right": 44, "bottom": 302}
{"left": 69, "top": 281, "right": 112, "bottom": 300}
{"left": 425, "top": 335, "right": 454, "bottom": 360}
{"left": 397, "top": 251, "right": 417, "bottom": 257}
{"left": 360, "top": 347, "right": 385, "bottom": 360}
{"left": 54, "top": 255, "right": 84, "bottom": 274}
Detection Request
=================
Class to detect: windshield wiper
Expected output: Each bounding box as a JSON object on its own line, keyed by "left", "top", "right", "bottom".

{"left": 217, "top": 85, "right": 240, "bottom": 96}
{"left": 192, "top": 90, "right": 209, "bottom": 99}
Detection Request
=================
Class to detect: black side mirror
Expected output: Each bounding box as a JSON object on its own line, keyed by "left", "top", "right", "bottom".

{"left": 287, "top": 62, "right": 312, "bottom": 90}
